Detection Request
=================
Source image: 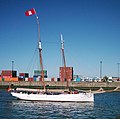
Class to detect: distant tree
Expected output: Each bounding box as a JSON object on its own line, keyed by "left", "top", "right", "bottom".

{"left": 102, "top": 76, "right": 108, "bottom": 82}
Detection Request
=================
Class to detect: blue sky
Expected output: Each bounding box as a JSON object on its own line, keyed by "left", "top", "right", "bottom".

{"left": 0, "top": 0, "right": 120, "bottom": 78}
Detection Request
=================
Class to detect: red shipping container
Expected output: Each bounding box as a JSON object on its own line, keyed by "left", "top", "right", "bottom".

{"left": 59, "top": 67, "right": 73, "bottom": 82}
{"left": 51, "top": 78, "right": 54, "bottom": 82}
{"left": 19, "top": 73, "right": 29, "bottom": 78}
{"left": 28, "top": 78, "right": 34, "bottom": 81}
{"left": 19, "top": 73, "right": 25, "bottom": 76}
{"left": 18, "top": 78, "right": 24, "bottom": 81}
{"left": 2, "top": 70, "right": 12, "bottom": 77}
{"left": 40, "top": 78, "right": 43, "bottom": 81}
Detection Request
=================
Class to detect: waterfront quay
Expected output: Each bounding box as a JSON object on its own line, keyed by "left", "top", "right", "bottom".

{"left": 0, "top": 81, "right": 120, "bottom": 91}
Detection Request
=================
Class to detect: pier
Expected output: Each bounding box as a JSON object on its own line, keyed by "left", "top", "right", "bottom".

{"left": 0, "top": 81, "right": 120, "bottom": 91}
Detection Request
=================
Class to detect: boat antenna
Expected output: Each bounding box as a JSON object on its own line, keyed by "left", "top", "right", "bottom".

{"left": 34, "top": 9, "right": 46, "bottom": 91}
{"left": 60, "top": 34, "right": 68, "bottom": 88}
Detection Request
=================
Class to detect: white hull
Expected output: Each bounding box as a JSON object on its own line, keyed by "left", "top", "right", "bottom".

{"left": 11, "top": 92, "right": 94, "bottom": 102}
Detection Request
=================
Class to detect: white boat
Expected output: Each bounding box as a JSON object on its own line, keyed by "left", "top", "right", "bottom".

{"left": 10, "top": 8, "right": 94, "bottom": 102}
{"left": 11, "top": 90, "right": 94, "bottom": 102}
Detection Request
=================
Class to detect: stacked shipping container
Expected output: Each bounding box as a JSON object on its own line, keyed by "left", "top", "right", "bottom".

{"left": 34, "top": 70, "right": 47, "bottom": 78}
{"left": 32, "top": 70, "right": 48, "bottom": 81}
{"left": 59, "top": 67, "right": 73, "bottom": 82}
{"left": 19, "top": 73, "right": 29, "bottom": 81}
{"left": 1, "top": 70, "right": 17, "bottom": 78}
{"left": 1, "top": 70, "right": 18, "bottom": 81}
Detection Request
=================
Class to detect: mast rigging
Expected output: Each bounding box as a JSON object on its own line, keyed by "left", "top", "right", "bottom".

{"left": 60, "top": 34, "right": 69, "bottom": 88}
{"left": 35, "top": 9, "right": 46, "bottom": 91}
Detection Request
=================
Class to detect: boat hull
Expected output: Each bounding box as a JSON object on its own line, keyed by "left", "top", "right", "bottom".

{"left": 11, "top": 92, "right": 94, "bottom": 102}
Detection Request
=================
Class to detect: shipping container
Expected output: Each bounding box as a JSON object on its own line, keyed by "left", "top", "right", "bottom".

{"left": 33, "top": 75, "right": 40, "bottom": 78}
{"left": 76, "top": 77, "right": 81, "bottom": 82}
{"left": 25, "top": 78, "right": 28, "bottom": 81}
{"left": 18, "top": 77, "right": 25, "bottom": 81}
{"left": 51, "top": 77, "right": 57, "bottom": 82}
{"left": 33, "top": 75, "right": 40, "bottom": 81}
{"left": 12, "top": 71, "right": 17, "bottom": 77}
{"left": 51, "top": 78, "right": 54, "bottom": 82}
{"left": 54, "top": 78, "right": 57, "bottom": 81}
{"left": 1, "top": 70, "right": 17, "bottom": 78}
{"left": 44, "top": 78, "right": 51, "bottom": 81}
{"left": 11, "top": 77, "right": 18, "bottom": 81}
{"left": 59, "top": 67, "right": 73, "bottom": 81}
{"left": 19, "top": 73, "right": 29, "bottom": 78}
{"left": 2, "top": 70, "right": 12, "bottom": 76}
{"left": 57, "top": 78, "right": 60, "bottom": 81}
{"left": 25, "top": 73, "right": 29, "bottom": 77}
{"left": 28, "top": 78, "right": 34, "bottom": 81}
{"left": 4, "top": 78, "right": 11, "bottom": 81}
{"left": 19, "top": 76, "right": 25, "bottom": 79}
{"left": 34, "top": 70, "right": 40, "bottom": 75}
{"left": 40, "top": 78, "right": 43, "bottom": 81}
{"left": 36, "top": 78, "right": 40, "bottom": 81}
{"left": 19, "top": 73, "right": 24, "bottom": 76}
{"left": 33, "top": 77, "right": 37, "bottom": 81}
{"left": 34, "top": 70, "right": 47, "bottom": 77}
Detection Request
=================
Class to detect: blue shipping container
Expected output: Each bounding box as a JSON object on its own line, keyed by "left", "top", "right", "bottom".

{"left": 76, "top": 77, "right": 81, "bottom": 82}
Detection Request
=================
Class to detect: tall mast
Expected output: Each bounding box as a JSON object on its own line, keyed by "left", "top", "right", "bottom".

{"left": 60, "top": 34, "right": 68, "bottom": 88}
{"left": 35, "top": 10, "right": 46, "bottom": 91}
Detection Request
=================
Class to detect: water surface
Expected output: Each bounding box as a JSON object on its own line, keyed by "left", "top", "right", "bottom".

{"left": 0, "top": 90, "right": 120, "bottom": 119}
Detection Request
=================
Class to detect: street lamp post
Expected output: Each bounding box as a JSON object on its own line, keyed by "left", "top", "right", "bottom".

{"left": 100, "top": 61, "right": 102, "bottom": 79}
{"left": 12, "top": 61, "right": 14, "bottom": 71}
{"left": 117, "top": 63, "right": 120, "bottom": 81}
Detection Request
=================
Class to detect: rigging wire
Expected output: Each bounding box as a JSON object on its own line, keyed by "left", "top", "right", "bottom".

{"left": 26, "top": 46, "right": 38, "bottom": 76}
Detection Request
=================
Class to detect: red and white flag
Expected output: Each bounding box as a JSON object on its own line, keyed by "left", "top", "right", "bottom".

{"left": 25, "top": 8, "right": 36, "bottom": 16}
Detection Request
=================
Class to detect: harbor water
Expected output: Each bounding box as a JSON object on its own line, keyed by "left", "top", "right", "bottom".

{"left": 0, "top": 90, "right": 120, "bottom": 119}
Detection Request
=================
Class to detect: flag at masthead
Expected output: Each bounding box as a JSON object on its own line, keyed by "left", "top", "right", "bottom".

{"left": 25, "top": 8, "right": 36, "bottom": 16}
